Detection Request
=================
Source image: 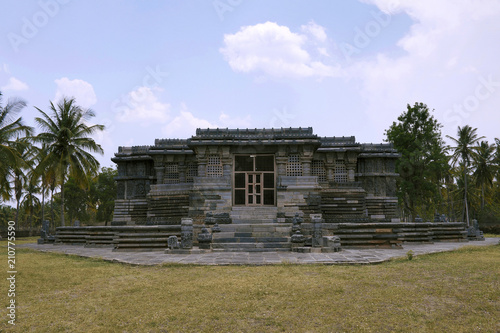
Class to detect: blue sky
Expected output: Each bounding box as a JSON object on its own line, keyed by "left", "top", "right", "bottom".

{"left": 1, "top": 0, "right": 499, "bottom": 168}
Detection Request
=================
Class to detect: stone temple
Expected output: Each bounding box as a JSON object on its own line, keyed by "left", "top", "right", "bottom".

{"left": 112, "top": 127, "right": 399, "bottom": 226}
{"left": 50, "top": 127, "right": 468, "bottom": 251}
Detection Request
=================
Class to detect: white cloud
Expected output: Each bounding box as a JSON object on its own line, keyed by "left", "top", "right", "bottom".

{"left": 162, "top": 104, "right": 252, "bottom": 138}
{"left": 218, "top": 112, "right": 252, "bottom": 128}
{"left": 220, "top": 21, "right": 340, "bottom": 78}
{"left": 54, "top": 77, "right": 97, "bottom": 108}
{"left": 163, "top": 104, "right": 215, "bottom": 138}
{"left": 348, "top": 0, "right": 500, "bottom": 142}
{"left": 301, "top": 21, "right": 327, "bottom": 42}
{"left": 1, "top": 77, "right": 29, "bottom": 91}
{"left": 115, "top": 86, "right": 170, "bottom": 124}
{"left": 1, "top": 64, "right": 10, "bottom": 74}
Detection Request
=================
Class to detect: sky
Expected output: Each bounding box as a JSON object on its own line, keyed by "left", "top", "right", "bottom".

{"left": 1, "top": 0, "right": 499, "bottom": 169}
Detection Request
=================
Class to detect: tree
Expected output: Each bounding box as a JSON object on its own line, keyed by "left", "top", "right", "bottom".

{"left": 447, "top": 125, "right": 485, "bottom": 226}
{"left": 385, "top": 102, "right": 448, "bottom": 221}
{"left": 91, "top": 167, "right": 117, "bottom": 225}
{"left": 0, "top": 205, "right": 17, "bottom": 228}
{"left": 21, "top": 174, "right": 41, "bottom": 235}
{"left": 64, "top": 175, "right": 91, "bottom": 224}
{"left": 473, "top": 141, "right": 495, "bottom": 211}
{"left": 33, "top": 144, "right": 59, "bottom": 224}
{"left": 494, "top": 138, "right": 500, "bottom": 181}
{"left": 34, "top": 97, "right": 104, "bottom": 226}
{"left": 11, "top": 138, "right": 34, "bottom": 225}
{"left": 0, "top": 92, "right": 33, "bottom": 201}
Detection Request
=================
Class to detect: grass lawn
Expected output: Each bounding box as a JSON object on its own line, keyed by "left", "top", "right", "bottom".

{"left": 1, "top": 240, "right": 499, "bottom": 332}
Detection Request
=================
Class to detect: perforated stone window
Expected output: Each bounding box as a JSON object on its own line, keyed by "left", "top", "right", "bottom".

{"left": 312, "top": 160, "right": 327, "bottom": 182}
{"left": 286, "top": 154, "right": 303, "bottom": 176}
{"left": 334, "top": 160, "right": 348, "bottom": 183}
{"left": 186, "top": 163, "right": 198, "bottom": 183}
{"left": 164, "top": 163, "right": 180, "bottom": 184}
{"left": 207, "top": 154, "right": 223, "bottom": 177}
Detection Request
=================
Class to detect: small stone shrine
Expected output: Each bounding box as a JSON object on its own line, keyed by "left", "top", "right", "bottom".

{"left": 38, "top": 220, "right": 55, "bottom": 244}
{"left": 467, "top": 219, "right": 485, "bottom": 241}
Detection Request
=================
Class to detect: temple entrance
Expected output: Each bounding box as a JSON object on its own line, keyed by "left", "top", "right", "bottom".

{"left": 233, "top": 155, "right": 275, "bottom": 206}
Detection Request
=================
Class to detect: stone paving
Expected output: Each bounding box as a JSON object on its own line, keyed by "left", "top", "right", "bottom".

{"left": 20, "top": 238, "right": 499, "bottom": 266}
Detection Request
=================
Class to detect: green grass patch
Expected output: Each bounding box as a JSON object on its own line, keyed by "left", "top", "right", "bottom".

{"left": 1, "top": 245, "right": 499, "bottom": 332}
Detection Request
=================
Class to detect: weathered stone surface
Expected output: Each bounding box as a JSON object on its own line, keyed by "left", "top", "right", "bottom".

{"left": 38, "top": 220, "right": 55, "bottom": 244}
{"left": 181, "top": 218, "right": 193, "bottom": 249}
{"left": 168, "top": 236, "right": 180, "bottom": 249}
{"left": 322, "top": 236, "right": 341, "bottom": 252}
{"left": 197, "top": 225, "right": 212, "bottom": 243}
{"left": 109, "top": 127, "right": 406, "bottom": 251}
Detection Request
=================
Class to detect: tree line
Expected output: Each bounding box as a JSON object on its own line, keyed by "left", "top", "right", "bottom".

{"left": 0, "top": 91, "right": 114, "bottom": 234}
{"left": 386, "top": 102, "right": 500, "bottom": 231}
{"left": 1, "top": 93, "right": 499, "bottom": 234}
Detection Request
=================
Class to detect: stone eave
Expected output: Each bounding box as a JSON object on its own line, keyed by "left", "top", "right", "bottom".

{"left": 316, "top": 147, "right": 362, "bottom": 153}
{"left": 187, "top": 138, "right": 321, "bottom": 146}
{"left": 111, "top": 155, "right": 153, "bottom": 163}
{"left": 357, "top": 153, "right": 401, "bottom": 158}
{"left": 148, "top": 149, "right": 194, "bottom": 155}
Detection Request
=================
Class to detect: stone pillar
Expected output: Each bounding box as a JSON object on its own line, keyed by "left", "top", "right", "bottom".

{"left": 346, "top": 163, "right": 356, "bottom": 182}
{"left": 222, "top": 158, "right": 232, "bottom": 178}
{"left": 198, "top": 161, "right": 207, "bottom": 177}
{"left": 302, "top": 146, "right": 314, "bottom": 177}
{"left": 311, "top": 214, "right": 323, "bottom": 247}
{"left": 181, "top": 218, "right": 193, "bottom": 249}
{"left": 325, "top": 153, "right": 335, "bottom": 182}
{"left": 179, "top": 162, "right": 186, "bottom": 183}
{"left": 346, "top": 152, "right": 357, "bottom": 182}
{"left": 325, "top": 163, "right": 334, "bottom": 182}
{"left": 276, "top": 156, "right": 287, "bottom": 177}
{"left": 302, "top": 157, "right": 312, "bottom": 176}
{"left": 221, "top": 147, "right": 231, "bottom": 177}
{"left": 154, "top": 166, "right": 165, "bottom": 184}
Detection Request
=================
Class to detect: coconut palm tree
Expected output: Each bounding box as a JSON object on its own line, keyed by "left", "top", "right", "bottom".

{"left": 11, "top": 138, "right": 35, "bottom": 224}
{"left": 0, "top": 92, "right": 33, "bottom": 200}
{"left": 33, "top": 144, "right": 59, "bottom": 224}
{"left": 494, "top": 138, "right": 500, "bottom": 181}
{"left": 34, "top": 97, "right": 104, "bottom": 226}
{"left": 446, "top": 125, "right": 485, "bottom": 225}
{"left": 21, "top": 172, "right": 41, "bottom": 235}
{"left": 473, "top": 141, "right": 496, "bottom": 211}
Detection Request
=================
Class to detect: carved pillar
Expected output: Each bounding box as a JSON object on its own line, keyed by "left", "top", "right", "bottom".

{"left": 221, "top": 146, "right": 232, "bottom": 177}
{"left": 302, "top": 146, "right": 314, "bottom": 176}
{"left": 346, "top": 152, "right": 357, "bottom": 182}
{"left": 181, "top": 218, "right": 193, "bottom": 249}
{"left": 154, "top": 167, "right": 165, "bottom": 184}
{"left": 179, "top": 162, "right": 186, "bottom": 183}
{"left": 346, "top": 163, "right": 356, "bottom": 182}
{"left": 325, "top": 153, "right": 335, "bottom": 182}
{"left": 276, "top": 146, "right": 288, "bottom": 177}
{"left": 152, "top": 156, "right": 164, "bottom": 184}
{"left": 195, "top": 147, "right": 207, "bottom": 177}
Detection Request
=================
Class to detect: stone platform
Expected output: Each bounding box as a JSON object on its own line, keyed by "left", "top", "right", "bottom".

{"left": 19, "top": 238, "right": 498, "bottom": 266}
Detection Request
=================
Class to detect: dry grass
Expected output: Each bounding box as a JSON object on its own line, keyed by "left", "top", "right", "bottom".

{"left": 1, "top": 241, "right": 499, "bottom": 332}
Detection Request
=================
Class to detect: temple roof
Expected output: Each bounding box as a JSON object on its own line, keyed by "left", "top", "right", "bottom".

{"left": 192, "top": 127, "right": 317, "bottom": 140}
{"left": 112, "top": 127, "right": 399, "bottom": 158}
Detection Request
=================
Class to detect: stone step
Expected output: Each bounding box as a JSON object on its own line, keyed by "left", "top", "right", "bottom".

{"left": 211, "top": 242, "right": 291, "bottom": 252}
{"left": 230, "top": 207, "right": 278, "bottom": 221}
{"left": 231, "top": 218, "right": 276, "bottom": 224}
{"left": 213, "top": 237, "right": 290, "bottom": 243}
{"left": 230, "top": 212, "right": 277, "bottom": 217}
{"left": 216, "top": 223, "right": 291, "bottom": 232}
{"left": 231, "top": 207, "right": 278, "bottom": 211}
{"left": 212, "top": 248, "right": 291, "bottom": 252}
{"left": 212, "top": 232, "right": 291, "bottom": 240}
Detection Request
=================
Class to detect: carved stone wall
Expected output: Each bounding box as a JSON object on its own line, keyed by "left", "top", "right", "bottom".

{"left": 111, "top": 128, "right": 401, "bottom": 226}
